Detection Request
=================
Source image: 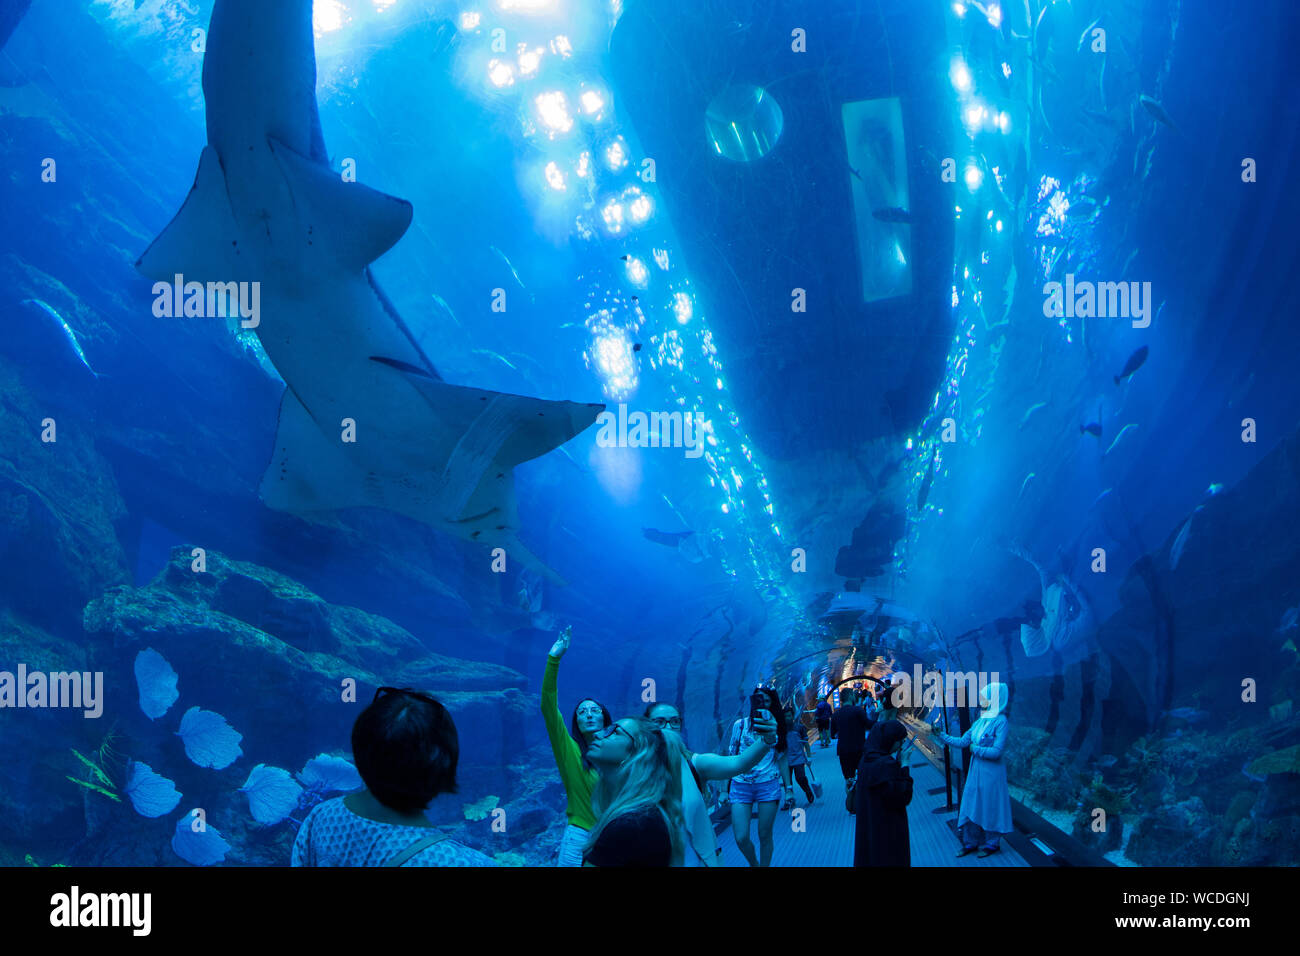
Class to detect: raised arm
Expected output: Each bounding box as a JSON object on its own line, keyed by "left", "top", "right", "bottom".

{"left": 541, "top": 629, "right": 584, "bottom": 785}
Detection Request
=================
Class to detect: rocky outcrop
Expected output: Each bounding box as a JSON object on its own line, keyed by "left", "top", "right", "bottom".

{"left": 0, "top": 327, "right": 130, "bottom": 633}
{"left": 0, "top": 612, "right": 95, "bottom": 863}
{"left": 48, "top": 549, "right": 563, "bottom": 865}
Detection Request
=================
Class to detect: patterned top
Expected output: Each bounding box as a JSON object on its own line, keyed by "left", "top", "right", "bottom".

{"left": 728, "top": 718, "right": 780, "bottom": 785}
{"left": 291, "top": 797, "right": 497, "bottom": 867}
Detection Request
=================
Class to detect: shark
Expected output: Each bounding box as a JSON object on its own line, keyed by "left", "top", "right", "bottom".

{"left": 136, "top": 0, "right": 603, "bottom": 581}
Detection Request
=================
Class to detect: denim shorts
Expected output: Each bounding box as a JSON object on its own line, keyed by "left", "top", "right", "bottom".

{"left": 730, "top": 777, "right": 782, "bottom": 804}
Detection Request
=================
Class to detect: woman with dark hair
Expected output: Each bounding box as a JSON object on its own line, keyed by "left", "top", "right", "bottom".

{"left": 783, "top": 705, "right": 815, "bottom": 807}
{"left": 291, "top": 687, "right": 495, "bottom": 867}
{"left": 853, "top": 721, "right": 914, "bottom": 867}
{"left": 644, "top": 701, "right": 778, "bottom": 866}
{"left": 542, "top": 626, "right": 612, "bottom": 866}
{"left": 725, "top": 685, "right": 792, "bottom": 867}
{"left": 583, "top": 717, "right": 685, "bottom": 867}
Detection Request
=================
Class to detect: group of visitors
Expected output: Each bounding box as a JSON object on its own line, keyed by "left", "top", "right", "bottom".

{"left": 831, "top": 679, "right": 1014, "bottom": 866}
{"left": 287, "top": 626, "right": 1014, "bottom": 868}
{"left": 545, "top": 627, "right": 817, "bottom": 866}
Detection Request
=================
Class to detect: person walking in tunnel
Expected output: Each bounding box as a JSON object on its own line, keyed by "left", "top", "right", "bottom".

{"left": 725, "top": 687, "right": 790, "bottom": 866}
{"left": 930, "top": 682, "right": 1014, "bottom": 857}
{"left": 832, "top": 687, "right": 872, "bottom": 811}
{"left": 583, "top": 717, "right": 685, "bottom": 866}
{"left": 644, "top": 701, "right": 778, "bottom": 866}
{"left": 542, "top": 626, "right": 613, "bottom": 866}
{"left": 853, "top": 720, "right": 914, "bottom": 867}
{"left": 814, "top": 697, "right": 834, "bottom": 748}
{"left": 784, "top": 705, "right": 815, "bottom": 806}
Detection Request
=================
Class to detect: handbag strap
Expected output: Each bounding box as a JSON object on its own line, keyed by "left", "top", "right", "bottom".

{"left": 384, "top": 831, "right": 449, "bottom": 867}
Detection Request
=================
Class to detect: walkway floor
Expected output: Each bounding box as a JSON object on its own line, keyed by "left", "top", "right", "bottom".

{"left": 715, "top": 740, "right": 1029, "bottom": 867}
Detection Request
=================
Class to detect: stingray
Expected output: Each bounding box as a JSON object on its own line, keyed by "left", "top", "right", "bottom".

{"left": 136, "top": 0, "right": 602, "bottom": 580}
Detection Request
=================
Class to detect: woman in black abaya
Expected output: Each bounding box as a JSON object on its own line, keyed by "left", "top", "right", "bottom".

{"left": 853, "top": 720, "right": 913, "bottom": 867}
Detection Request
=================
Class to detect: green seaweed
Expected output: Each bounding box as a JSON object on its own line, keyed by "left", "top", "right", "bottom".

{"left": 66, "top": 774, "right": 121, "bottom": 802}
{"left": 1084, "top": 773, "right": 1133, "bottom": 815}
{"left": 71, "top": 748, "right": 115, "bottom": 789}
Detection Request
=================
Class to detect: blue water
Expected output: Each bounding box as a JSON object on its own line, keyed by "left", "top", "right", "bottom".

{"left": 1, "top": 0, "right": 1298, "bottom": 867}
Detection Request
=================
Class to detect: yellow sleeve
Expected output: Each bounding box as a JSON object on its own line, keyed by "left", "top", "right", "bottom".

{"left": 541, "top": 655, "right": 597, "bottom": 829}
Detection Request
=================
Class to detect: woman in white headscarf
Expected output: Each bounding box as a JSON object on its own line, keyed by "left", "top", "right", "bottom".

{"left": 929, "top": 682, "right": 1013, "bottom": 857}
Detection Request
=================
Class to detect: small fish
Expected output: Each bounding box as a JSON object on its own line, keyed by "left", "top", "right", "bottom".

{"left": 1080, "top": 422, "right": 1102, "bottom": 438}
{"left": 21, "top": 298, "right": 96, "bottom": 376}
{"left": 1077, "top": 16, "right": 1102, "bottom": 52}
{"left": 1114, "top": 346, "right": 1149, "bottom": 385}
{"left": 1162, "top": 707, "right": 1209, "bottom": 723}
{"left": 1096, "top": 754, "right": 1118, "bottom": 769}
{"left": 1019, "top": 403, "right": 1050, "bottom": 429}
{"left": 632, "top": 342, "right": 642, "bottom": 352}
{"left": 1103, "top": 423, "right": 1137, "bottom": 457}
{"left": 1278, "top": 606, "right": 1299, "bottom": 634}
{"left": 1170, "top": 515, "right": 1193, "bottom": 569}
{"left": 1080, "top": 107, "right": 1119, "bottom": 128}
{"left": 1092, "top": 487, "right": 1113, "bottom": 507}
{"left": 619, "top": 255, "right": 630, "bottom": 261}
{"left": 1019, "top": 401, "right": 1048, "bottom": 428}
{"left": 642, "top": 527, "right": 695, "bottom": 548}
{"left": 873, "top": 207, "right": 912, "bottom": 224}
{"left": 471, "top": 348, "right": 519, "bottom": 372}
{"left": 1139, "top": 94, "right": 1178, "bottom": 132}
{"left": 1205, "top": 482, "right": 1224, "bottom": 497}
{"left": 1017, "top": 472, "right": 1036, "bottom": 501}
{"left": 428, "top": 292, "right": 460, "bottom": 329}
{"left": 1033, "top": 2, "right": 1055, "bottom": 55}
{"left": 489, "top": 245, "right": 527, "bottom": 291}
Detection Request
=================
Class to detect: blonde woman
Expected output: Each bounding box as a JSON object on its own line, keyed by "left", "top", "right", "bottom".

{"left": 645, "top": 701, "right": 778, "bottom": 867}
{"left": 583, "top": 718, "right": 685, "bottom": 867}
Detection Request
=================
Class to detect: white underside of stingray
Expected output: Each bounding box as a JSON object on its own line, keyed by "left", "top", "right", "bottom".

{"left": 136, "top": 0, "right": 602, "bottom": 579}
